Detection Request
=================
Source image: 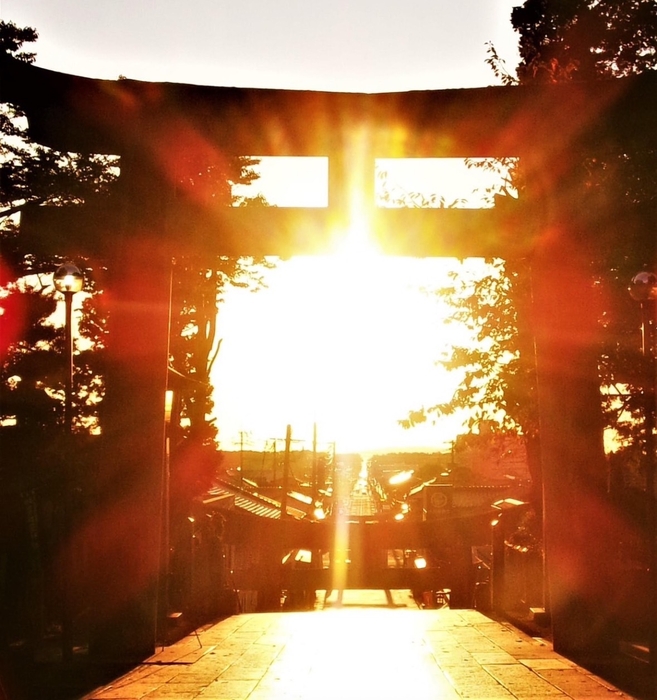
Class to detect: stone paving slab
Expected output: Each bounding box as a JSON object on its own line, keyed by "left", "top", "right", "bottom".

{"left": 82, "top": 598, "right": 636, "bottom": 700}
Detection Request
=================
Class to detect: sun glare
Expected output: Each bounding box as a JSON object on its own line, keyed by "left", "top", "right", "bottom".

{"left": 210, "top": 247, "right": 470, "bottom": 454}
{"left": 211, "top": 156, "right": 501, "bottom": 454}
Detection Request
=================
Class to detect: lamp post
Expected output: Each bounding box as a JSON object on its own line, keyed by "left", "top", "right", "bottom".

{"left": 157, "top": 388, "right": 174, "bottom": 644}
{"left": 53, "top": 263, "right": 84, "bottom": 433}
{"left": 628, "top": 271, "right": 657, "bottom": 687}
{"left": 53, "top": 262, "right": 84, "bottom": 664}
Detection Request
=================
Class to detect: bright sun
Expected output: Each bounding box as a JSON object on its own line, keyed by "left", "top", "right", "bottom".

{"left": 210, "top": 248, "right": 475, "bottom": 455}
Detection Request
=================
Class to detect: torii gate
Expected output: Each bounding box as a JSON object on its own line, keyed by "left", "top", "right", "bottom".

{"left": 2, "top": 54, "right": 656, "bottom": 663}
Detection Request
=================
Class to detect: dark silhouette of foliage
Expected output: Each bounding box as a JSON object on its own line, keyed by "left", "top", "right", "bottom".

{"left": 512, "top": 0, "right": 657, "bottom": 82}
{"left": 1, "top": 22, "right": 117, "bottom": 435}
{"left": 402, "top": 1, "right": 657, "bottom": 500}
{"left": 508, "top": 1, "right": 656, "bottom": 471}
{"left": 168, "top": 256, "right": 273, "bottom": 447}
{"left": 0, "top": 23, "right": 119, "bottom": 228}
{"left": 0, "top": 21, "right": 37, "bottom": 63}
{"left": 1, "top": 22, "right": 270, "bottom": 447}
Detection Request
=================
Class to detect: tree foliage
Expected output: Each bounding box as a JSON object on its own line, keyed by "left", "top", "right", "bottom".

{"left": 0, "top": 21, "right": 117, "bottom": 437}
{"left": 0, "top": 21, "right": 37, "bottom": 63}
{"left": 168, "top": 256, "right": 273, "bottom": 445}
{"left": 512, "top": 0, "right": 657, "bottom": 82}
{"left": 508, "top": 1, "right": 656, "bottom": 465}
{"left": 0, "top": 22, "right": 119, "bottom": 238}
{"left": 402, "top": 1, "right": 657, "bottom": 494}
{"left": 0, "top": 21, "right": 272, "bottom": 496}
{"left": 405, "top": 260, "right": 537, "bottom": 433}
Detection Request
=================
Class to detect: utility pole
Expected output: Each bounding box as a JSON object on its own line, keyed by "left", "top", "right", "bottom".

{"left": 331, "top": 442, "right": 337, "bottom": 492}
{"left": 282, "top": 425, "right": 291, "bottom": 519}
{"left": 239, "top": 431, "right": 244, "bottom": 487}
{"left": 312, "top": 423, "right": 318, "bottom": 501}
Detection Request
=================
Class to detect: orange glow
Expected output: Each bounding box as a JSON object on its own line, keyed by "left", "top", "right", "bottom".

{"left": 164, "top": 389, "right": 174, "bottom": 424}
{"left": 211, "top": 253, "right": 472, "bottom": 453}
{"left": 331, "top": 512, "right": 350, "bottom": 592}
{"left": 272, "top": 609, "right": 452, "bottom": 697}
{"left": 389, "top": 470, "right": 415, "bottom": 486}
{"left": 0, "top": 287, "right": 24, "bottom": 360}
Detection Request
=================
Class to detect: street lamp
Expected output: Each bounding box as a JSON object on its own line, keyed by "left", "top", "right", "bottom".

{"left": 628, "top": 270, "right": 656, "bottom": 687}
{"left": 53, "top": 262, "right": 83, "bottom": 664}
{"left": 53, "top": 263, "right": 84, "bottom": 433}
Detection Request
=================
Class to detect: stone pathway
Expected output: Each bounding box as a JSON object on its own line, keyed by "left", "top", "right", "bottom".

{"left": 82, "top": 601, "right": 636, "bottom": 700}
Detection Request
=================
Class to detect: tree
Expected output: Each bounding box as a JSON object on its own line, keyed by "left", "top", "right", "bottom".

{"left": 1, "top": 21, "right": 271, "bottom": 442}
{"left": 509, "top": 0, "right": 657, "bottom": 487}
{"left": 0, "top": 22, "right": 118, "bottom": 246}
{"left": 402, "top": 1, "right": 656, "bottom": 500}
{"left": 512, "top": 0, "right": 657, "bottom": 82}
{"left": 166, "top": 255, "right": 273, "bottom": 509}
{"left": 151, "top": 159, "right": 275, "bottom": 627}
{"left": 401, "top": 257, "right": 542, "bottom": 486}
{"left": 1, "top": 21, "right": 119, "bottom": 434}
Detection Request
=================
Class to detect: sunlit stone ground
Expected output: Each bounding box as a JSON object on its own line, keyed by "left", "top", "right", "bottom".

{"left": 83, "top": 594, "right": 634, "bottom": 700}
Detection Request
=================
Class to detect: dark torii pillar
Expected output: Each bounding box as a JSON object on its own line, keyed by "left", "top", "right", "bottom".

{"left": 532, "top": 224, "right": 612, "bottom": 659}
{"left": 88, "top": 144, "right": 173, "bottom": 659}
{"left": 525, "top": 143, "right": 631, "bottom": 662}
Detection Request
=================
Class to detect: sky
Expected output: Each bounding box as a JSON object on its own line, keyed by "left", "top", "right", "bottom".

{"left": 2, "top": 0, "right": 521, "bottom": 91}
{"left": 3, "top": 0, "right": 522, "bottom": 454}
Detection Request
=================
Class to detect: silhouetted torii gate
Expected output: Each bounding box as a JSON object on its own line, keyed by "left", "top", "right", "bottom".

{"left": 2, "top": 55, "right": 656, "bottom": 663}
